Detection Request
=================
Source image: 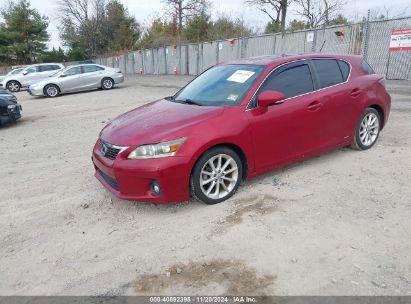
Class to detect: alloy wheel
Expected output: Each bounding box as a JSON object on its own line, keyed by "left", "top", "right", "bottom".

{"left": 200, "top": 154, "right": 239, "bottom": 200}
{"left": 46, "top": 86, "right": 58, "bottom": 97}
{"left": 102, "top": 79, "right": 113, "bottom": 89}
{"left": 359, "top": 112, "right": 380, "bottom": 146}
{"left": 7, "top": 81, "right": 20, "bottom": 92}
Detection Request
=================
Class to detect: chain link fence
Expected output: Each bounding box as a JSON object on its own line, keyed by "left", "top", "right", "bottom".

{"left": 1, "top": 16, "right": 410, "bottom": 80}
{"left": 95, "top": 16, "right": 411, "bottom": 79}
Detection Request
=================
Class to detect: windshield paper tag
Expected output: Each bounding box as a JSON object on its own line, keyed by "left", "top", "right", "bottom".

{"left": 227, "top": 70, "right": 255, "bottom": 83}
{"left": 227, "top": 94, "right": 238, "bottom": 101}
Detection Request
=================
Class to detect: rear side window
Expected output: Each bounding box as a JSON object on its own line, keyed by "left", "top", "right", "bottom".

{"left": 40, "top": 65, "right": 61, "bottom": 72}
{"left": 39, "top": 65, "right": 53, "bottom": 72}
{"left": 337, "top": 60, "right": 350, "bottom": 81}
{"left": 260, "top": 63, "right": 314, "bottom": 99}
{"left": 361, "top": 60, "right": 375, "bottom": 75}
{"left": 82, "top": 65, "right": 104, "bottom": 73}
{"left": 312, "top": 59, "right": 344, "bottom": 89}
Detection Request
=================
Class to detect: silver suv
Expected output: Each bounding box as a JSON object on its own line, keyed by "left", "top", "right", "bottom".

{"left": 2, "top": 63, "right": 64, "bottom": 92}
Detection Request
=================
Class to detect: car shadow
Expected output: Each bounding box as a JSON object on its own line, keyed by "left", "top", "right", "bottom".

{"left": 104, "top": 145, "right": 357, "bottom": 213}
{"left": 24, "top": 86, "right": 123, "bottom": 99}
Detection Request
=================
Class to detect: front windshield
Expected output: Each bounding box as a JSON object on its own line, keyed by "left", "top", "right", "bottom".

{"left": 173, "top": 64, "right": 265, "bottom": 106}
{"left": 10, "top": 69, "right": 23, "bottom": 75}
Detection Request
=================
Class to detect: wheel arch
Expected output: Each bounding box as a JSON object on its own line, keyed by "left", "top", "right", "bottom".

{"left": 368, "top": 104, "right": 385, "bottom": 129}
{"left": 6, "top": 79, "right": 21, "bottom": 87}
{"left": 101, "top": 77, "right": 114, "bottom": 87}
{"left": 190, "top": 142, "right": 249, "bottom": 181}
{"left": 43, "top": 83, "right": 61, "bottom": 95}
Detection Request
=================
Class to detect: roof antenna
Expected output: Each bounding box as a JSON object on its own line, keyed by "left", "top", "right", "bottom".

{"left": 319, "top": 40, "right": 326, "bottom": 52}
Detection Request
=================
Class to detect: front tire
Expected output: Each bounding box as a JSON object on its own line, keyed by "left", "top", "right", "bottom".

{"left": 352, "top": 108, "right": 381, "bottom": 150}
{"left": 101, "top": 78, "right": 114, "bottom": 90}
{"left": 44, "top": 84, "right": 60, "bottom": 97}
{"left": 190, "top": 147, "right": 242, "bottom": 204}
{"left": 6, "top": 81, "right": 21, "bottom": 92}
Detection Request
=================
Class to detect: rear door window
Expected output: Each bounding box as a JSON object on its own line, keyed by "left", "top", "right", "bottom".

{"left": 312, "top": 59, "right": 344, "bottom": 89}
{"left": 260, "top": 62, "right": 314, "bottom": 99}
{"left": 337, "top": 60, "right": 350, "bottom": 81}
{"left": 82, "top": 65, "right": 104, "bottom": 73}
{"left": 39, "top": 65, "right": 54, "bottom": 72}
{"left": 40, "top": 65, "right": 61, "bottom": 72}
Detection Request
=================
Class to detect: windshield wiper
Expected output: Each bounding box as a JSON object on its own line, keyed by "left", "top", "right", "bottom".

{"left": 175, "top": 98, "right": 203, "bottom": 106}
{"left": 165, "top": 96, "right": 203, "bottom": 106}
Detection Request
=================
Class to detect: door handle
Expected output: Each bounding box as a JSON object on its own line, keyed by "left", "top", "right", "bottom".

{"left": 307, "top": 101, "right": 322, "bottom": 111}
{"left": 350, "top": 88, "right": 361, "bottom": 98}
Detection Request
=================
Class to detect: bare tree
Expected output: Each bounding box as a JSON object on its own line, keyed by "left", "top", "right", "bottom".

{"left": 58, "top": 0, "right": 109, "bottom": 56}
{"left": 245, "top": 0, "right": 291, "bottom": 33}
{"left": 370, "top": 3, "right": 411, "bottom": 20}
{"left": 162, "top": 0, "right": 209, "bottom": 31}
{"left": 294, "top": 0, "right": 345, "bottom": 28}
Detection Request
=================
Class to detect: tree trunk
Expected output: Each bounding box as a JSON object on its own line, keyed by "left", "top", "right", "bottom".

{"left": 324, "top": 0, "right": 329, "bottom": 25}
{"left": 280, "top": 0, "right": 287, "bottom": 35}
{"left": 178, "top": 0, "right": 183, "bottom": 31}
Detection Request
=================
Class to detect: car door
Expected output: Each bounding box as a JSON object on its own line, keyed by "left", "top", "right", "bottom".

{"left": 43, "top": 65, "right": 63, "bottom": 77}
{"left": 78, "top": 65, "right": 105, "bottom": 89}
{"left": 247, "top": 61, "right": 328, "bottom": 172}
{"left": 58, "top": 67, "right": 83, "bottom": 92}
{"left": 33, "top": 65, "right": 54, "bottom": 82}
{"left": 310, "top": 59, "right": 360, "bottom": 147}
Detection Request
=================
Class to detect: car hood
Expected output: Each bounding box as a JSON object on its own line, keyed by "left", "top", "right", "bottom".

{"left": 100, "top": 99, "right": 225, "bottom": 146}
{"left": 0, "top": 90, "right": 17, "bottom": 105}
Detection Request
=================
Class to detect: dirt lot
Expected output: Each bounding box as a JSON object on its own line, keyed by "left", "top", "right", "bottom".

{"left": 0, "top": 76, "right": 410, "bottom": 296}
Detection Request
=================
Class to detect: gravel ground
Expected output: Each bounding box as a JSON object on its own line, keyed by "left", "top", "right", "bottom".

{"left": 0, "top": 76, "right": 410, "bottom": 296}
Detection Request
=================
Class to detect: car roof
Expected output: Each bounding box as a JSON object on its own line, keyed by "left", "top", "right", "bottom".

{"left": 65, "top": 64, "right": 104, "bottom": 68}
{"left": 221, "top": 53, "right": 362, "bottom": 66}
{"left": 24, "top": 63, "right": 63, "bottom": 69}
{"left": 31, "top": 63, "right": 63, "bottom": 66}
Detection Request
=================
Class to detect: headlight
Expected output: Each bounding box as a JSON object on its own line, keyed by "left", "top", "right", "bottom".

{"left": 7, "top": 104, "right": 16, "bottom": 109}
{"left": 127, "top": 137, "right": 186, "bottom": 159}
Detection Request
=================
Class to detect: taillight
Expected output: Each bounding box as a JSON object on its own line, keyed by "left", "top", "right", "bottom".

{"left": 116, "top": 68, "right": 122, "bottom": 74}
{"left": 379, "top": 78, "right": 386, "bottom": 88}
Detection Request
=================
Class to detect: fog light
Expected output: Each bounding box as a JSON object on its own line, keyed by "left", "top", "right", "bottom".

{"left": 150, "top": 181, "right": 161, "bottom": 196}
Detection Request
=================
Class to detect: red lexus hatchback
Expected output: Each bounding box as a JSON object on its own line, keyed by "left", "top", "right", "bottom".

{"left": 92, "top": 54, "right": 391, "bottom": 204}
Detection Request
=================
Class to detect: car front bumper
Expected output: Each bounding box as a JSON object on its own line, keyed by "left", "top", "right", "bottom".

{"left": 0, "top": 104, "right": 22, "bottom": 124}
{"left": 27, "top": 86, "right": 44, "bottom": 96}
{"left": 91, "top": 140, "right": 191, "bottom": 204}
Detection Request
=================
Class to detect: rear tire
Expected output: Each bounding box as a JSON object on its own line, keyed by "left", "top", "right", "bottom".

{"left": 44, "top": 84, "right": 60, "bottom": 97}
{"left": 6, "top": 81, "right": 21, "bottom": 92}
{"left": 351, "top": 108, "right": 381, "bottom": 150}
{"left": 101, "top": 78, "right": 114, "bottom": 90}
{"left": 190, "top": 147, "right": 242, "bottom": 205}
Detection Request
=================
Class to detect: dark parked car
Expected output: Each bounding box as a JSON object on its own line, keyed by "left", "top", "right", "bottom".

{"left": 0, "top": 89, "right": 22, "bottom": 126}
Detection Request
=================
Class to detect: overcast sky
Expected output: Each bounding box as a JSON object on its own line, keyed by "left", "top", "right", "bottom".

{"left": 14, "top": 0, "right": 411, "bottom": 49}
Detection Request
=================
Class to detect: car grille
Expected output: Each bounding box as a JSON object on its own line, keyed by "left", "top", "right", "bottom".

{"left": 98, "top": 170, "right": 119, "bottom": 190}
{"left": 99, "top": 139, "right": 124, "bottom": 160}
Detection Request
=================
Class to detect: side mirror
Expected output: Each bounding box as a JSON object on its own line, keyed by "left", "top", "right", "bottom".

{"left": 258, "top": 90, "right": 286, "bottom": 107}
{"left": 22, "top": 71, "right": 28, "bottom": 75}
